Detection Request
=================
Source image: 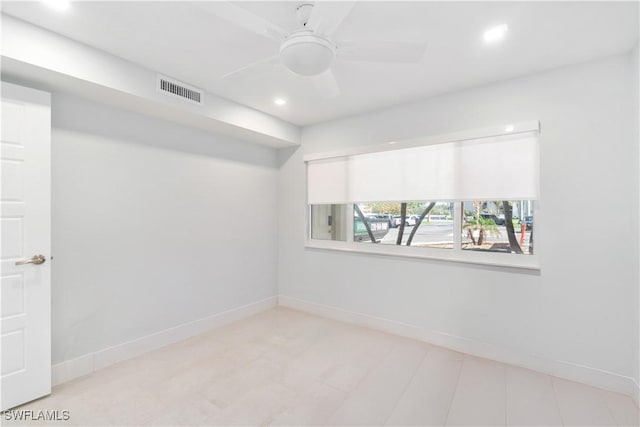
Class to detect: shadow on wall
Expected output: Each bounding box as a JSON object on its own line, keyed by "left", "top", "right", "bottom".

{"left": 50, "top": 92, "right": 279, "bottom": 169}
{"left": 278, "top": 145, "right": 299, "bottom": 168}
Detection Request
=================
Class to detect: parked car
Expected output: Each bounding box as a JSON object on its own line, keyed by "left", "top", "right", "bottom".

{"left": 480, "top": 213, "right": 505, "bottom": 225}
{"left": 393, "top": 215, "right": 417, "bottom": 227}
{"left": 355, "top": 217, "right": 390, "bottom": 242}
{"left": 524, "top": 215, "right": 534, "bottom": 230}
{"left": 381, "top": 214, "right": 395, "bottom": 228}
{"left": 367, "top": 213, "right": 395, "bottom": 228}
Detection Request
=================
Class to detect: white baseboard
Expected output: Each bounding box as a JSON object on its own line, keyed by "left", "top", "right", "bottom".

{"left": 52, "top": 296, "right": 277, "bottom": 386}
{"left": 278, "top": 295, "right": 639, "bottom": 402}
{"left": 51, "top": 354, "right": 94, "bottom": 387}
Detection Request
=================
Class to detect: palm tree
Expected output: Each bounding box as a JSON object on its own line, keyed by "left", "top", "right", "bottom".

{"left": 502, "top": 201, "right": 523, "bottom": 253}
{"left": 406, "top": 202, "right": 436, "bottom": 246}
{"left": 395, "top": 203, "right": 408, "bottom": 245}
{"left": 464, "top": 201, "right": 500, "bottom": 245}
{"left": 354, "top": 204, "right": 377, "bottom": 243}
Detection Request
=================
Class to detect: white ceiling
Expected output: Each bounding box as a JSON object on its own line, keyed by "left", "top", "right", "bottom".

{"left": 2, "top": 1, "right": 638, "bottom": 126}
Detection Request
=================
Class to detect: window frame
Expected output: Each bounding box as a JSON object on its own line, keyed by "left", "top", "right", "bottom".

{"left": 304, "top": 122, "right": 541, "bottom": 271}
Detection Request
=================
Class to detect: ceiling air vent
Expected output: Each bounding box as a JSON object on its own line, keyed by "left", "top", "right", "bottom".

{"left": 156, "top": 75, "right": 204, "bottom": 105}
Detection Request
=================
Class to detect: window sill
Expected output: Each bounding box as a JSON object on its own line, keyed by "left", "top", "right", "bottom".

{"left": 305, "top": 240, "right": 540, "bottom": 271}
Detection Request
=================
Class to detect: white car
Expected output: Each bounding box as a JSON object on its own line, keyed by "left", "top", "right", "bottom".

{"left": 393, "top": 215, "right": 417, "bottom": 227}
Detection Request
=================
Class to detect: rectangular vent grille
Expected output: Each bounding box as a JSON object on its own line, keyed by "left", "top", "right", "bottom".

{"left": 156, "top": 75, "right": 204, "bottom": 105}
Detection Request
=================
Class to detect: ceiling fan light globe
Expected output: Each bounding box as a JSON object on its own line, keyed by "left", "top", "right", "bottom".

{"left": 280, "top": 34, "right": 335, "bottom": 76}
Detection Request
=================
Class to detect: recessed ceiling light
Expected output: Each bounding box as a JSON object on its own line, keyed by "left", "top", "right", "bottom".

{"left": 484, "top": 24, "right": 508, "bottom": 43}
{"left": 42, "top": 0, "right": 70, "bottom": 11}
{"left": 274, "top": 98, "right": 287, "bottom": 106}
{"left": 504, "top": 125, "right": 515, "bottom": 132}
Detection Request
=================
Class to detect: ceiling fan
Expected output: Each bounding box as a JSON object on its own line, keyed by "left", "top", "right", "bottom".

{"left": 200, "top": 1, "right": 428, "bottom": 97}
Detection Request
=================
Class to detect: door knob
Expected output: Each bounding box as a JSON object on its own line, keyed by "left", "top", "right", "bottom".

{"left": 15, "top": 254, "right": 46, "bottom": 266}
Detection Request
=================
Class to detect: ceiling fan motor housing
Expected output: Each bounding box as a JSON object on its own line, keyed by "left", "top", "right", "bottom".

{"left": 280, "top": 31, "right": 336, "bottom": 76}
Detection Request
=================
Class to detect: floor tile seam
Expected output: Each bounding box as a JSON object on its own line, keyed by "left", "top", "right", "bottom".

{"left": 322, "top": 342, "right": 396, "bottom": 423}
{"left": 601, "top": 391, "right": 626, "bottom": 427}
{"left": 502, "top": 359, "right": 507, "bottom": 427}
{"left": 549, "top": 377, "right": 567, "bottom": 427}
{"left": 443, "top": 354, "right": 466, "bottom": 427}
{"left": 381, "top": 351, "right": 430, "bottom": 426}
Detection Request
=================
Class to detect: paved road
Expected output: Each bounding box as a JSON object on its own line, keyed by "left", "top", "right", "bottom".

{"left": 379, "top": 221, "right": 531, "bottom": 246}
{"left": 381, "top": 221, "right": 453, "bottom": 245}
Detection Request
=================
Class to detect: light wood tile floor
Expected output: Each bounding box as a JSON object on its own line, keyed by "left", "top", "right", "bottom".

{"left": 6, "top": 307, "right": 639, "bottom": 426}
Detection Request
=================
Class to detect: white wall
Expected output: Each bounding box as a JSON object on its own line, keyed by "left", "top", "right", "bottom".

{"left": 633, "top": 42, "right": 640, "bottom": 401}
{"left": 278, "top": 51, "right": 639, "bottom": 396}
{"left": 51, "top": 94, "right": 279, "bottom": 365}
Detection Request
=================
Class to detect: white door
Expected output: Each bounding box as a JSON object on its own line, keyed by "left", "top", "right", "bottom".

{"left": 1, "top": 82, "right": 51, "bottom": 410}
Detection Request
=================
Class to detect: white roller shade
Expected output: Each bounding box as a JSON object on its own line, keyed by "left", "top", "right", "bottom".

{"left": 307, "top": 157, "right": 349, "bottom": 204}
{"left": 307, "top": 131, "right": 538, "bottom": 204}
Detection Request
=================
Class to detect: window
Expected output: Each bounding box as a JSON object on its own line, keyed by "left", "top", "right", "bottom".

{"left": 310, "top": 204, "right": 348, "bottom": 241}
{"left": 305, "top": 122, "right": 540, "bottom": 268}
{"left": 461, "top": 200, "right": 534, "bottom": 255}
{"left": 354, "top": 202, "right": 454, "bottom": 249}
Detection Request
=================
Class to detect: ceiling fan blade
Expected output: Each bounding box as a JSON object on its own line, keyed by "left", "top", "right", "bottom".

{"left": 307, "top": 1, "right": 357, "bottom": 37}
{"left": 337, "top": 41, "right": 427, "bottom": 63}
{"left": 309, "top": 69, "right": 341, "bottom": 98}
{"left": 196, "top": 2, "right": 288, "bottom": 42}
{"left": 220, "top": 55, "right": 280, "bottom": 79}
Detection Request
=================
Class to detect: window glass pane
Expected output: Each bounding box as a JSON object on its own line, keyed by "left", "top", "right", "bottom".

{"left": 461, "top": 200, "right": 534, "bottom": 254}
{"left": 310, "top": 204, "right": 348, "bottom": 241}
{"left": 354, "top": 202, "right": 453, "bottom": 249}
